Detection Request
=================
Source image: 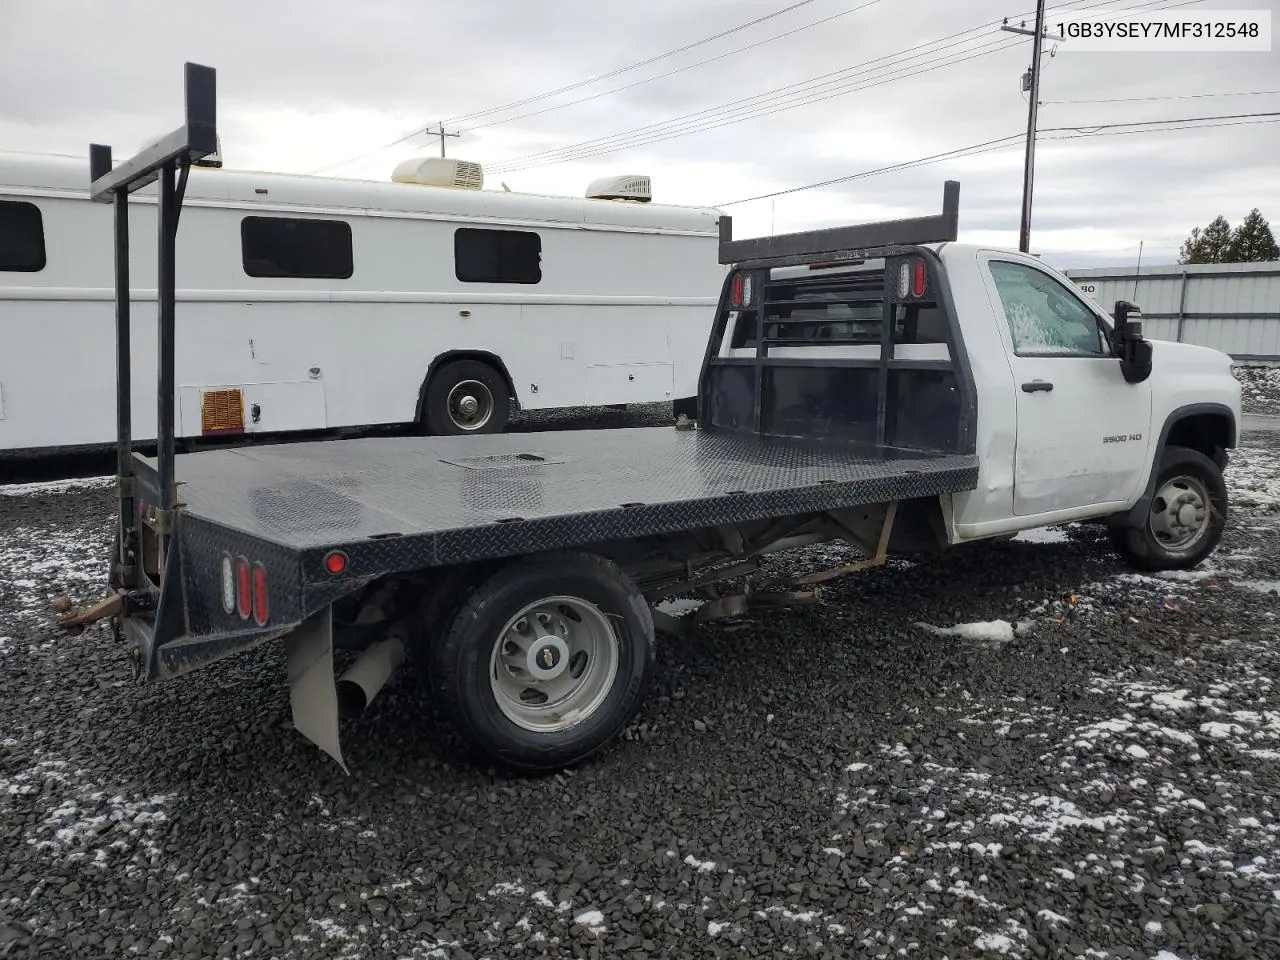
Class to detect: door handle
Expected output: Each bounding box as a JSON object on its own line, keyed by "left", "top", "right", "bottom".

{"left": 1021, "top": 381, "right": 1053, "bottom": 393}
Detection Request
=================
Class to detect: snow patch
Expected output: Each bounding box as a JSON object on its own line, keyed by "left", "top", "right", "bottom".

{"left": 655, "top": 597, "right": 704, "bottom": 617}
{"left": 0, "top": 476, "right": 115, "bottom": 497}
{"left": 1015, "top": 525, "right": 1070, "bottom": 544}
{"left": 684, "top": 854, "right": 717, "bottom": 873}
{"left": 573, "top": 908, "right": 606, "bottom": 933}
{"left": 915, "top": 619, "right": 1016, "bottom": 645}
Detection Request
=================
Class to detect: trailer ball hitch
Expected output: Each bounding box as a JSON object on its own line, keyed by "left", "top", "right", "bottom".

{"left": 50, "top": 592, "right": 126, "bottom": 635}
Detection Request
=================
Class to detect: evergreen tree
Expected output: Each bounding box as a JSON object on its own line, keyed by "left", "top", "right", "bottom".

{"left": 1178, "top": 215, "right": 1234, "bottom": 264}
{"left": 1228, "top": 208, "right": 1280, "bottom": 262}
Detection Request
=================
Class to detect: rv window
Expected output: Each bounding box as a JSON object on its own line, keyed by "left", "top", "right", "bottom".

{"left": 241, "top": 216, "right": 353, "bottom": 279}
{"left": 0, "top": 200, "right": 46, "bottom": 272}
{"left": 455, "top": 228, "right": 542, "bottom": 284}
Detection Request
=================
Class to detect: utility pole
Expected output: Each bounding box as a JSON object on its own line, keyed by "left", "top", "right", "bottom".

{"left": 1001, "top": 1, "right": 1054, "bottom": 254}
{"left": 435, "top": 122, "right": 461, "bottom": 158}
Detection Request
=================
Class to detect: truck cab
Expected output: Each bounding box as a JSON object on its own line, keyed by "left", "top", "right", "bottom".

{"left": 939, "top": 242, "right": 1238, "bottom": 557}
{"left": 702, "top": 214, "right": 1241, "bottom": 571}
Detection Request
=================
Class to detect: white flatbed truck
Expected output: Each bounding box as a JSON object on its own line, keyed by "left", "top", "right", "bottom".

{"left": 59, "top": 64, "right": 1243, "bottom": 775}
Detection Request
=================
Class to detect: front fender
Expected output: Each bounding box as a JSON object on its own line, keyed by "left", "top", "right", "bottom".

{"left": 1111, "top": 402, "right": 1237, "bottom": 527}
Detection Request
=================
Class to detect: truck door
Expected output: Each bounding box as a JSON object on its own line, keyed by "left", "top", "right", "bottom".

{"left": 980, "top": 255, "right": 1153, "bottom": 517}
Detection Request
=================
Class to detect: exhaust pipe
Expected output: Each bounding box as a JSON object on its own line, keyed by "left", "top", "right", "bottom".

{"left": 336, "top": 619, "right": 410, "bottom": 719}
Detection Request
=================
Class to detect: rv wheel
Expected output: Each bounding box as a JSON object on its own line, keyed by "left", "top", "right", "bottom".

{"left": 427, "top": 551, "right": 656, "bottom": 772}
{"left": 423, "top": 359, "right": 511, "bottom": 435}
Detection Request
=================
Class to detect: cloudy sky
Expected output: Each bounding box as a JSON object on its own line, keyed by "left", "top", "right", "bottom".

{"left": 2, "top": 0, "right": 1277, "bottom": 269}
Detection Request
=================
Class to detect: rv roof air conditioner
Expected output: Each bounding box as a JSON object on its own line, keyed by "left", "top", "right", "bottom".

{"left": 586, "top": 175, "right": 652, "bottom": 202}
{"left": 392, "top": 157, "right": 484, "bottom": 190}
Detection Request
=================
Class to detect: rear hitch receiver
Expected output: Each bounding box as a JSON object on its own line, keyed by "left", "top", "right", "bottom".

{"left": 51, "top": 591, "right": 129, "bottom": 636}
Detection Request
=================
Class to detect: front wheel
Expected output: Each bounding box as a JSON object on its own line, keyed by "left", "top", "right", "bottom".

{"left": 427, "top": 552, "right": 656, "bottom": 772}
{"left": 1109, "top": 445, "right": 1228, "bottom": 572}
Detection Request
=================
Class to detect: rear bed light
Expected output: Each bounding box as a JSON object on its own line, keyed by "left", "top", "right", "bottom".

{"left": 896, "top": 258, "right": 928, "bottom": 299}
{"left": 731, "top": 274, "right": 743, "bottom": 307}
{"left": 220, "top": 554, "right": 236, "bottom": 614}
{"left": 223, "top": 553, "right": 270, "bottom": 624}
{"left": 251, "top": 563, "right": 269, "bottom": 626}
{"left": 235, "top": 556, "right": 252, "bottom": 619}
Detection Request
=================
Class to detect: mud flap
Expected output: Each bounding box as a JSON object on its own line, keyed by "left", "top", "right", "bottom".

{"left": 284, "top": 607, "right": 348, "bottom": 774}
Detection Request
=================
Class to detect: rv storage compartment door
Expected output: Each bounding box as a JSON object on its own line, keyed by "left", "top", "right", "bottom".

{"left": 582, "top": 362, "right": 675, "bottom": 406}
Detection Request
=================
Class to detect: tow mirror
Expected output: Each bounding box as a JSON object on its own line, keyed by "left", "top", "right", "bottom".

{"left": 1112, "top": 300, "right": 1152, "bottom": 384}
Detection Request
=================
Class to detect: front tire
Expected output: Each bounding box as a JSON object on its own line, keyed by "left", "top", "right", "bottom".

{"left": 1109, "top": 445, "right": 1228, "bottom": 572}
{"left": 423, "top": 359, "right": 511, "bottom": 435}
{"left": 427, "top": 552, "right": 655, "bottom": 772}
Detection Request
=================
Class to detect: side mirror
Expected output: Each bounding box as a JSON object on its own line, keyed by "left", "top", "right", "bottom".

{"left": 1112, "top": 300, "right": 1152, "bottom": 384}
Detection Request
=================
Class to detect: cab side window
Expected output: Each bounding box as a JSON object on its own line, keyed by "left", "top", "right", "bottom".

{"left": 988, "top": 260, "right": 1107, "bottom": 356}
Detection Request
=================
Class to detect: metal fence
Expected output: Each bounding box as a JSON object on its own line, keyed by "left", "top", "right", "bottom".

{"left": 1064, "top": 262, "right": 1280, "bottom": 362}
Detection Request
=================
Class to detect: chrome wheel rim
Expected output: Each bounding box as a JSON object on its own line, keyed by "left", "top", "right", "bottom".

{"left": 447, "top": 379, "right": 494, "bottom": 431}
{"left": 488, "top": 596, "right": 619, "bottom": 733}
{"left": 1148, "top": 474, "right": 1211, "bottom": 551}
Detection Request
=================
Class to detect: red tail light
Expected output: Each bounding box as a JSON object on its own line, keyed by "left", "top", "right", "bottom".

{"left": 730, "top": 273, "right": 743, "bottom": 307}
{"left": 323, "top": 550, "right": 348, "bottom": 575}
{"left": 912, "top": 259, "right": 927, "bottom": 298}
{"left": 251, "top": 563, "right": 269, "bottom": 626}
{"left": 235, "top": 556, "right": 252, "bottom": 619}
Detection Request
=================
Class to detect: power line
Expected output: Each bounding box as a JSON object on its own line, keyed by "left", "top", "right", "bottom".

{"left": 463, "top": 0, "right": 890, "bottom": 134}
{"left": 313, "top": 0, "right": 1113, "bottom": 176}
{"left": 307, "top": 0, "right": 827, "bottom": 174}
{"left": 714, "top": 113, "right": 1278, "bottom": 206}
{"left": 1042, "top": 110, "right": 1280, "bottom": 134}
{"left": 1043, "top": 89, "right": 1280, "bottom": 105}
{"left": 484, "top": 0, "right": 1180, "bottom": 174}
{"left": 445, "top": 0, "right": 825, "bottom": 126}
{"left": 1044, "top": 115, "right": 1280, "bottom": 139}
{"left": 715, "top": 134, "right": 1025, "bottom": 205}
{"left": 309, "top": 0, "right": 1183, "bottom": 179}
{"left": 486, "top": 35, "right": 1025, "bottom": 174}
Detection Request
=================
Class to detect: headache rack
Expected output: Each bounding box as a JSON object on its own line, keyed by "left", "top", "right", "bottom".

{"left": 716, "top": 180, "right": 959, "bottom": 269}
{"left": 699, "top": 181, "right": 975, "bottom": 456}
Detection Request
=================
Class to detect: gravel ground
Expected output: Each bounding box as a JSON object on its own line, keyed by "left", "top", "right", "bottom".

{"left": 1234, "top": 366, "right": 1280, "bottom": 416}
{"left": 2, "top": 419, "right": 1279, "bottom": 960}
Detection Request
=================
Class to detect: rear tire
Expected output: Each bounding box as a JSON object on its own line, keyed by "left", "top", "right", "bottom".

{"left": 423, "top": 359, "right": 511, "bottom": 435}
{"left": 427, "top": 552, "right": 655, "bottom": 772}
{"left": 1108, "top": 444, "right": 1227, "bottom": 572}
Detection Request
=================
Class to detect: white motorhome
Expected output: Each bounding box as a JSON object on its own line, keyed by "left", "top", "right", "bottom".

{"left": 0, "top": 150, "right": 727, "bottom": 455}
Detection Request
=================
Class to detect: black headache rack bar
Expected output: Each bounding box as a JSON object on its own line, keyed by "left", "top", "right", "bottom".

{"left": 717, "top": 180, "right": 960, "bottom": 269}
{"left": 55, "top": 63, "right": 217, "bottom": 637}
